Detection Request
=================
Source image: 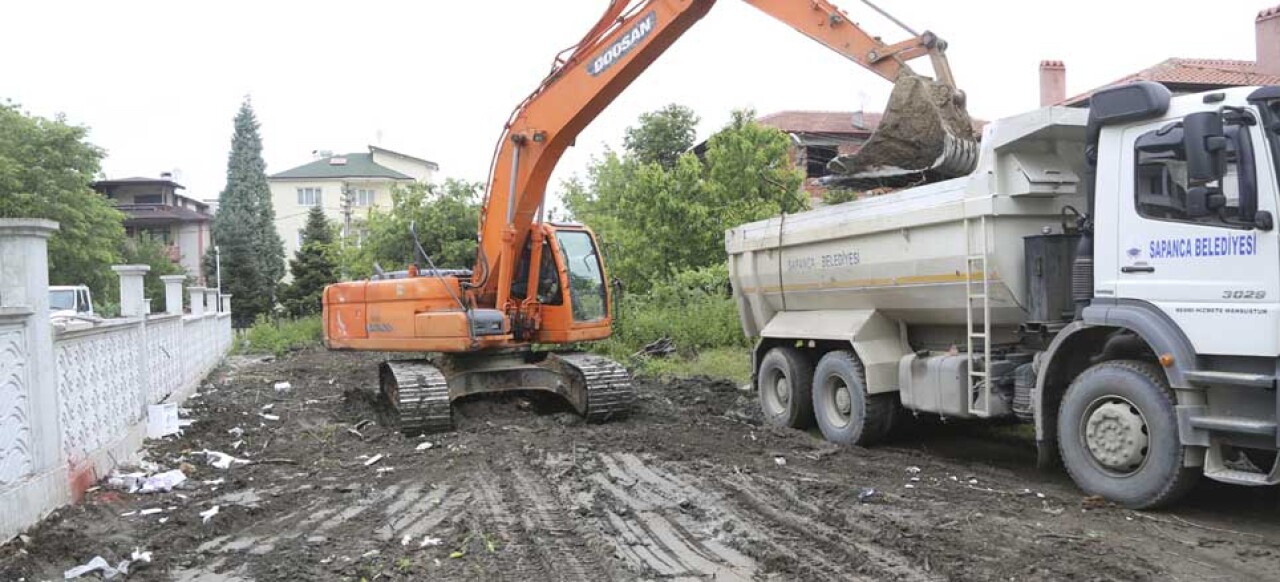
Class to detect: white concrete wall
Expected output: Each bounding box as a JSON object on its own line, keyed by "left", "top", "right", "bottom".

{"left": 0, "top": 219, "right": 233, "bottom": 541}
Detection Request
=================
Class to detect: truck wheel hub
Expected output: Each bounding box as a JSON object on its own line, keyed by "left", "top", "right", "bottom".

{"left": 834, "top": 385, "right": 852, "bottom": 416}
{"left": 774, "top": 377, "right": 791, "bottom": 405}
{"left": 1084, "top": 399, "right": 1149, "bottom": 472}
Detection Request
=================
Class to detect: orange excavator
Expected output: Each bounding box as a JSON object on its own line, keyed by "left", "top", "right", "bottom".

{"left": 322, "top": 0, "right": 976, "bottom": 434}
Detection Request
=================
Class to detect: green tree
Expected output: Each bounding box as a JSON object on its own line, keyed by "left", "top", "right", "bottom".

{"left": 213, "top": 99, "right": 284, "bottom": 326}
{"left": 564, "top": 107, "right": 805, "bottom": 293}
{"left": 822, "top": 188, "right": 859, "bottom": 205}
{"left": 122, "top": 238, "right": 187, "bottom": 312}
{"left": 622, "top": 104, "right": 699, "bottom": 169}
{"left": 339, "top": 180, "right": 482, "bottom": 279}
{"left": 0, "top": 101, "right": 125, "bottom": 295}
{"left": 280, "top": 206, "right": 338, "bottom": 317}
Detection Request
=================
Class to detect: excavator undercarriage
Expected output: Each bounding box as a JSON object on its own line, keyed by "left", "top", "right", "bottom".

{"left": 380, "top": 351, "right": 636, "bottom": 434}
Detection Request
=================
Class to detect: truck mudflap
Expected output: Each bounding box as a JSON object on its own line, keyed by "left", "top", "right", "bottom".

{"left": 757, "top": 310, "right": 905, "bottom": 394}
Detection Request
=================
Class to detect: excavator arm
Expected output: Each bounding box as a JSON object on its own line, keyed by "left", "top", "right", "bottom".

{"left": 476, "top": 0, "right": 976, "bottom": 312}
{"left": 323, "top": 0, "right": 978, "bottom": 435}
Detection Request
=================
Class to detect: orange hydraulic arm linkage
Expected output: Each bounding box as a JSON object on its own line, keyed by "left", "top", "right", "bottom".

{"left": 473, "top": 0, "right": 955, "bottom": 313}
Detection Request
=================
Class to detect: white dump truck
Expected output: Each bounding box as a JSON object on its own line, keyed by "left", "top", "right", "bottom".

{"left": 726, "top": 82, "right": 1280, "bottom": 508}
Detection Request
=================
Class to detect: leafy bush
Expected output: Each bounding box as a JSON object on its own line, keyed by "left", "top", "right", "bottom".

{"left": 237, "top": 315, "right": 323, "bottom": 357}
{"left": 563, "top": 108, "right": 806, "bottom": 294}
{"left": 604, "top": 264, "right": 748, "bottom": 356}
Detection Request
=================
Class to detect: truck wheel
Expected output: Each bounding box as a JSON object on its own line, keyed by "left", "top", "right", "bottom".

{"left": 1057, "top": 360, "right": 1198, "bottom": 509}
{"left": 812, "top": 350, "right": 895, "bottom": 445}
{"left": 758, "top": 346, "right": 814, "bottom": 428}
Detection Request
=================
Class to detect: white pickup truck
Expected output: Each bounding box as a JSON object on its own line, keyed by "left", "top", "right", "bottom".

{"left": 48, "top": 285, "right": 94, "bottom": 318}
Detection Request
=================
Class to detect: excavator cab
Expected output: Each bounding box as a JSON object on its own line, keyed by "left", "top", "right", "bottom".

{"left": 509, "top": 222, "right": 613, "bottom": 345}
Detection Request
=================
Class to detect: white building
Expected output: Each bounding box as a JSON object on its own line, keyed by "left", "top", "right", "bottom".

{"left": 268, "top": 146, "right": 438, "bottom": 275}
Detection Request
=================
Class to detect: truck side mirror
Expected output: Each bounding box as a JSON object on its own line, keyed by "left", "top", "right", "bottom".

{"left": 1183, "top": 111, "right": 1228, "bottom": 184}
{"left": 1185, "top": 186, "right": 1226, "bottom": 218}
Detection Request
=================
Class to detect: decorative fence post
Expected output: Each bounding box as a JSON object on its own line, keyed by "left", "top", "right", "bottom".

{"left": 112, "top": 265, "right": 150, "bottom": 317}
{"left": 0, "top": 219, "right": 67, "bottom": 540}
{"left": 189, "top": 286, "right": 206, "bottom": 317}
{"left": 204, "top": 288, "right": 220, "bottom": 316}
{"left": 220, "top": 294, "right": 232, "bottom": 316}
{"left": 161, "top": 275, "right": 186, "bottom": 315}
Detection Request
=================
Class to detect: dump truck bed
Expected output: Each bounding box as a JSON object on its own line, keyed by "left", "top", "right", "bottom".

{"left": 726, "top": 106, "right": 1091, "bottom": 338}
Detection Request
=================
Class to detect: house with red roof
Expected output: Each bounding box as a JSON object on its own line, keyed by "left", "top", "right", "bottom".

{"left": 1041, "top": 5, "right": 1280, "bottom": 107}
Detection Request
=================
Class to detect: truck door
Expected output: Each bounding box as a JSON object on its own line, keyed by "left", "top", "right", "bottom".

{"left": 1110, "top": 110, "right": 1280, "bottom": 356}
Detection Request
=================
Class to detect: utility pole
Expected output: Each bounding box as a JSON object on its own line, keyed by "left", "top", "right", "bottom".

{"left": 341, "top": 182, "right": 354, "bottom": 249}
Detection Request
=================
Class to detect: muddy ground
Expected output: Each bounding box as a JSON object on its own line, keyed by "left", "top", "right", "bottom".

{"left": 4, "top": 350, "right": 1280, "bottom": 581}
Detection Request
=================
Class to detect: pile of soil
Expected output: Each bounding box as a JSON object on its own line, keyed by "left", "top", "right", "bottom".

{"left": 828, "top": 71, "right": 977, "bottom": 183}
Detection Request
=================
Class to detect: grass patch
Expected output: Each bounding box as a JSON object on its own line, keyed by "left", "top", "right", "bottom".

{"left": 642, "top": 347, "right": 751, "bottom": 385}
{"left": 237, "top": 315, "right": 323, "bottom": 357}
{"left": 588, "top": 265, "right": 753, "bottom": 384}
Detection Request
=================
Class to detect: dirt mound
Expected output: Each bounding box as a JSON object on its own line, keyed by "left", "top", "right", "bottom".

{"left": 828, "top": 71, "right": 977, "bottom": 185}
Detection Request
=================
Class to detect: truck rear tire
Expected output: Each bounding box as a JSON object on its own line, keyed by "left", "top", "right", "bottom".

{"left": 758, "top": 346, "right": 814, "bottom": 429}
{"left": 1057, "top": 360, "right": 1198, "bottom": 509}
{"left": 812, "top": 350, "right": 895, "bottom": 446}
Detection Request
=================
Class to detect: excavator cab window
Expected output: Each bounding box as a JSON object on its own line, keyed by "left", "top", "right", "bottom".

{"left": 511, "top": 237, "right": 563, "bottom": 305}
{"left": 536, "top": 241, "right": 563, "bottom": 305}
{"left": 555, "top": 230, "right": 607, "bottom": 322}
{"left": 510, "top": 237, "right": 533, "bottom": 301}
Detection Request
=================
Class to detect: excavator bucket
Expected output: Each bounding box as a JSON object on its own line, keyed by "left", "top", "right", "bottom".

{"left": 826, "top": 71, "right": 979, "bottom": 188}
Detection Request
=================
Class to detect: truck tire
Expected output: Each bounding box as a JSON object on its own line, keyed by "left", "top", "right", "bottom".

{"left": 758, "top": 346, "right": 814, "bottom": 429}
{"left": 1057, "top": 360, "right": 1198, "bottom": 509}
{"left": 812, "top": 350, "right": 895, "bottom": 446}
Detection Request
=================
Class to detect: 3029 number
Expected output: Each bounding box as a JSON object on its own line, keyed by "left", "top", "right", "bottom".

{"left": 1223, "top": 290, "right": 1267, "bottom": 299}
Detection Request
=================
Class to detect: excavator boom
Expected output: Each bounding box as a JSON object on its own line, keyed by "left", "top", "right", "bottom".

{"left": 323, "top": 0, "right": 977, "bottom": 434}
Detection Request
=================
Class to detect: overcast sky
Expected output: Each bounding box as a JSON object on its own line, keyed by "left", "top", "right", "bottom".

{"left": 1, "top": 0, "right": 1269, "bottom": 208}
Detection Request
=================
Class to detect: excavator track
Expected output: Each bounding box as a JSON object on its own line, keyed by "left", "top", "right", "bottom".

{"left": 381, "top": 360, "right": 453, "bottom": 435}
{"left": 551, "top": 353, "right": 636, "bottom": 422}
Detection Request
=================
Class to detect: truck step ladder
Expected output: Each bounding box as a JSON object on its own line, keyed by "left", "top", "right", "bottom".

{"left": 964, "top": 214, "right": 993, "bottom": 417}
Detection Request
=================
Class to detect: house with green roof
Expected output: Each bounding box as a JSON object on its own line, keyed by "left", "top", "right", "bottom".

{"left": 268, "top": 146, "right": 438, "bottom": 277}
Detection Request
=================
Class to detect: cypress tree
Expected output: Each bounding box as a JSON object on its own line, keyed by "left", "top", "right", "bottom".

{"left": 213, "top": 99, "right": 284, "bottom": 326}
{"left": 281, "top": 206, "right": 337, "bottom": 317}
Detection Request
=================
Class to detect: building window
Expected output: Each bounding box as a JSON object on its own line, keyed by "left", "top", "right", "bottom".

{"left": 134, "top": 227, "right": 171, "bottom": 244}
{"left": 355, "top": 189, "right": 375, "bottom": 207}
{"left": 297, "top": 187, "right": 322, "bottom": 206}
{"left": 134, "top": 194, "right": 162, "bottom": 204}
{"left": 804, "top": 145, "right": 838, "bottom": 178}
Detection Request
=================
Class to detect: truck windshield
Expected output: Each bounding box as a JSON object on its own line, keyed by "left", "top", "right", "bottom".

{"left": 49, "top": 290, "right": 76, "bottom": 311}
{"left": 555, "top": 231, "right": 607, "bottom": 322}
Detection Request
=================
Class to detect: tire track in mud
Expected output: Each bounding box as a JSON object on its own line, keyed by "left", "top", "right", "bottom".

{"left": 581, "top": 452, "right": 756, "bottom": 580}
{"left": 506, "top": 460, "right": 608, "bottom": 581}
{"left": 557, "top": 451, "right": 922, "bottom": 581}
{"left": 712, "top": 472, "right": 937, "bottom": 582}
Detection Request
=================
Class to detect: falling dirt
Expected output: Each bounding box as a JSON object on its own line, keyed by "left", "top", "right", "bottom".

{"left": 828, "top": 71, "right": 977, "bottom": 184}
{"left": 4, "top": 350, "right": 1280, "bottom": 581}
